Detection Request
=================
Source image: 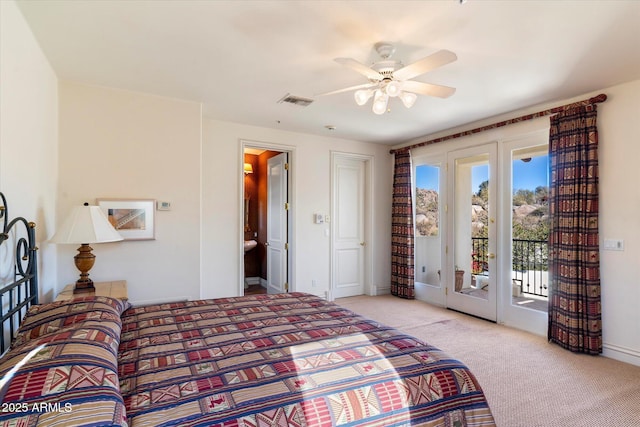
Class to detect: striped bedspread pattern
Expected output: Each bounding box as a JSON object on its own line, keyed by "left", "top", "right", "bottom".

{"left": 0, "top": 297, "right": 130, "bottom": 426}
{"left": 119, "top": 293, "right": 495, "bottom": 427}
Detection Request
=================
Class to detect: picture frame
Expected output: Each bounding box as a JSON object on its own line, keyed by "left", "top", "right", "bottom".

{"left": 96, "top": 199, "right": 155, "bottom": 240}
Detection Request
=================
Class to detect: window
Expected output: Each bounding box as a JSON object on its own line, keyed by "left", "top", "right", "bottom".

{"left": 415, "top": 164, "right": 440, "bottom": 236}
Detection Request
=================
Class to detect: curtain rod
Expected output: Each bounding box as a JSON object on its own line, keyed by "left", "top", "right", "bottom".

{"left": 389, "top": 93, "right": 607, "bottom": 154}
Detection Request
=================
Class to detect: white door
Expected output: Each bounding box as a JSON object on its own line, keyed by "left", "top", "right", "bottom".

{"left": 332, "top": 155, "right": 365, "bottom": 299}
{"left": 267, "top": 153, "right": 288, "bottom": 294}
{"left": 447, "top": 143, "right": 498, "bottom": 321}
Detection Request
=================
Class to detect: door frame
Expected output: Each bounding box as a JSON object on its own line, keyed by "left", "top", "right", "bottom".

{"left": 239, "top": 139, "right": 296, "bottom": 297}
{"left": 329, "top": 151, "right": 374, "bottom": 300}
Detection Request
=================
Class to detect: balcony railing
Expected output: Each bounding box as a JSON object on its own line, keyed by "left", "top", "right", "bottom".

{"left": 471, "top": 237, "right": 548, "bottom": 298}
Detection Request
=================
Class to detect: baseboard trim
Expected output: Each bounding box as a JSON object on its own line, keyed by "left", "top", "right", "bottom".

{"left": 244, "top": 277, "right": 261, "bottom": 286}
{"left": 603, "top": 342, "right": 640, "bottom": 367}
{"left": 375, "top": 286, "right": 391, "bottom": 296}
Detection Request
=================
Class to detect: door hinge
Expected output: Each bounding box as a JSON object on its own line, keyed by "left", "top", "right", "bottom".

{"left": 445, "top": 287, "right": 448, "bottom": 296}
{"left": 445, "top": 204, "right": 448, "bottom": 213}
{"left": 284, "top": 282, "right": 289, "bottom": 292}
{"left": 284, "top": 163, "right": 289, "bottom": 170}
{"left": 284, "top": 202, "right": 289, "bottom": 210}
{"left": 285, "top": 242, "right": 289, "bottom": 250}
{"left": 445, "top": 245, "right": 448, "bottom": 255}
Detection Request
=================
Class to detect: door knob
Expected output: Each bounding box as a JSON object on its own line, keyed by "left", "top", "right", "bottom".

{"left": 360, "top": 242, "right": 366, "bottom": 246}
{"left": 488, "top": 253, "right": 495, "bottom": 259}
{"left": 264, "top": 242, "right": 270, "bottom": 246}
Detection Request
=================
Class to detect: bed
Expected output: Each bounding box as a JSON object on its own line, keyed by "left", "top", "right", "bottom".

{"left": 0, "top": 193, "right": 496, "bottom": 426}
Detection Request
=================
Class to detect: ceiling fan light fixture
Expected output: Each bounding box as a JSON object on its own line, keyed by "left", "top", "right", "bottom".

{"left": 385, "top": 80, "right": 403, "bottom": 97}
{"left": 372, "top": 90, "right": 388, "bottom": 115}
{"left": 354, "top": 89, "right": 373, "bottom": 106}
{"left": 400, "top": 91, "right": 417, "bottom": 108}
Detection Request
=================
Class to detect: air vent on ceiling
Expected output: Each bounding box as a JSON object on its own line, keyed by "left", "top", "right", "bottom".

{"left": 277, "top": 93, "right": 314, "bottom": 107}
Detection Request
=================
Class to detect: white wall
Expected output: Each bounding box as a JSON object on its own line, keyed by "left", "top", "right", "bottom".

{"left": 596, "top": 80, "right": 640, "bottom": 365}
{"left": 57, "top": 82, "right": 202, "bottom": 304}
{"left": 398, "top": 80, "right": 640, "bottom": 366}
{"left": 0, "top": 0, "right": 58, "bottom": 301}
{"left": 202, "top": 119, "right": 392, "bottom": 299}
{"left": 56, "top": 83, "right": 393, "bottom": 306}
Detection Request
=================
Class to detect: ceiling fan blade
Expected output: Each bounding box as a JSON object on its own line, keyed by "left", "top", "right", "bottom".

{"left": 402, "top": 80, "right": 456, "bottom": 98}
{"left": 315, "top": 82, "right": 378, "bottom": 97}
{"left": 393, "top": 49, "right": 457, "bottom": 81}
{"left": 335, "top": 57, "right": 382, "bottom": 80}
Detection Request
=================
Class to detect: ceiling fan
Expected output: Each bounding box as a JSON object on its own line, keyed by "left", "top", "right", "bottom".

{"left": 319, "top": 42, "right": 457, "bottom": 114}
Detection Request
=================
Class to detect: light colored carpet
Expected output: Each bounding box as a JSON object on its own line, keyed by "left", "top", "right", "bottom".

{"left": 336, "top": 294, "right": 640, "bottom": 427}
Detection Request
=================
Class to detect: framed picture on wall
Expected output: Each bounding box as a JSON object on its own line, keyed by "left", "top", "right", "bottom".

{"left": 97, "top": 199, "right": 155, "bottom": 240}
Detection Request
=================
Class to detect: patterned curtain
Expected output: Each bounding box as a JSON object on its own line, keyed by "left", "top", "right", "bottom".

{"left": 547, "top": 104, "right": 602, "bottom": 354}
{"left": 391, "top": 150, "right": 415, "bottom": 299}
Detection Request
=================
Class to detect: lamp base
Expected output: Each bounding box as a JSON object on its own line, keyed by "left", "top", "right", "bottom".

{"left": 73, "top": 243, "right": 96, "bottom": 294}
{"left": 73, "top": 279, "right": 95, "bottom": 294}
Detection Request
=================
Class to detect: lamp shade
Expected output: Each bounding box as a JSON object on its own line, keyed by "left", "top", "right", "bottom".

{"left": 50, "top": 204, "right": 123, "bottom": 244}
{"left": 244, "top": 163, "right": 253, "bottom": 174}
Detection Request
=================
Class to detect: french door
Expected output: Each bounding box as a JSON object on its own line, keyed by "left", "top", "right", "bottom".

{"left": 446, "top": 143, "right": 498, "bottom": 321}
{"left": 414, "top": 134, "right": 549, "bottom": 334}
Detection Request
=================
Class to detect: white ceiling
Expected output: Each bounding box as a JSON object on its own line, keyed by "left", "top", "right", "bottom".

{"left": 16, "top": 0, "right": 640, "bottom": 145}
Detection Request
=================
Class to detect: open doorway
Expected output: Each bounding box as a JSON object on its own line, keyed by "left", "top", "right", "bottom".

{"left": 241, "top": 142, "right": 293, "bottom": 296}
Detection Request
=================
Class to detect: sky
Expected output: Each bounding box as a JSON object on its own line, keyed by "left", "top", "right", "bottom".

{"left": 415, "top": 154, "right": 549, "bottom": 192}
{"left": 511, "top": 155, "right": 549, "bottom": 191}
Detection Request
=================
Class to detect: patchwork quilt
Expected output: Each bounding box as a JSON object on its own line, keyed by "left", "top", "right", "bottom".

{"left": 119, "top": 293, "right": 496, "bottom": 426}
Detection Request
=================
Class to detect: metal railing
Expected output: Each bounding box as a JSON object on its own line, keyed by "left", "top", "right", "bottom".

{"left": 471, "top": 237, "right": 548, "bottom": 298}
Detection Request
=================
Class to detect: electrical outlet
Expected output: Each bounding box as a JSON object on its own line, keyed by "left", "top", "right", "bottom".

{"left": 312, "top": 279, "right": 318, "bottom": 287}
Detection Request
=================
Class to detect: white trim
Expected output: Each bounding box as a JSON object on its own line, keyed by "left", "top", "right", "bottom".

{"left": 603, "top": 343, "right": 640, "bottom": 367}
{"left": 244, "top": 276, "right": 261, "bottom": 286}
{"left": 375, "top": 285, "right": 391, "bottom": 296}
{"left": 239, "top": 139, "right": 296, "bottom": 297}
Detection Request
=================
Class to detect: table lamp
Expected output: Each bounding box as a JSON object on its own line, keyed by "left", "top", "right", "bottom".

{"left": 50, "top": 203, "right": 123, "bottom": 293}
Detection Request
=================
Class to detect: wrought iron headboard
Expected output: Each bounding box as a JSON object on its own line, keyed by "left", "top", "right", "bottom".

{"left": 0, "top": 192, "right": 38, "bottom": 354}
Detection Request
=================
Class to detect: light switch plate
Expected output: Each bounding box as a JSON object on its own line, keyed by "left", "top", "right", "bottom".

{"left": 603, "top": 239, "right": 624, "bottom": 251}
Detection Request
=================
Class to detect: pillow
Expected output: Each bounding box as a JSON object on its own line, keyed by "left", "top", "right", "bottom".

{"left": 12, "top": 296, "right": 130, "bottom": 348}
{"left": 0, "top": 311, "right": 128, "bottom": 426}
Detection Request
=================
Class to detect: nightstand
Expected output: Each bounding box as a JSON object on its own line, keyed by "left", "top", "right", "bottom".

{"left": 55, "top": 280, "right": 128, "bottom": 302}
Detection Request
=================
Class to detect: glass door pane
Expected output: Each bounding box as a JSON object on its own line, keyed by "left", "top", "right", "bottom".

{"left": 448, "top": 144, "right": 497, "bottom": 321}
{"left": 414, "top": 161, "right": 444, "bottom": 304}
{"left": 454, "top": 154, "right": 489, "bottom": 299}
{"left": 501, "top": 135, "right": 549, "bottom": 336}
{"left": 415, "top": 165, "right": 440, "bottom": 286}
{"left": 511, "top": 148, "right": 549, "bottom": 312}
